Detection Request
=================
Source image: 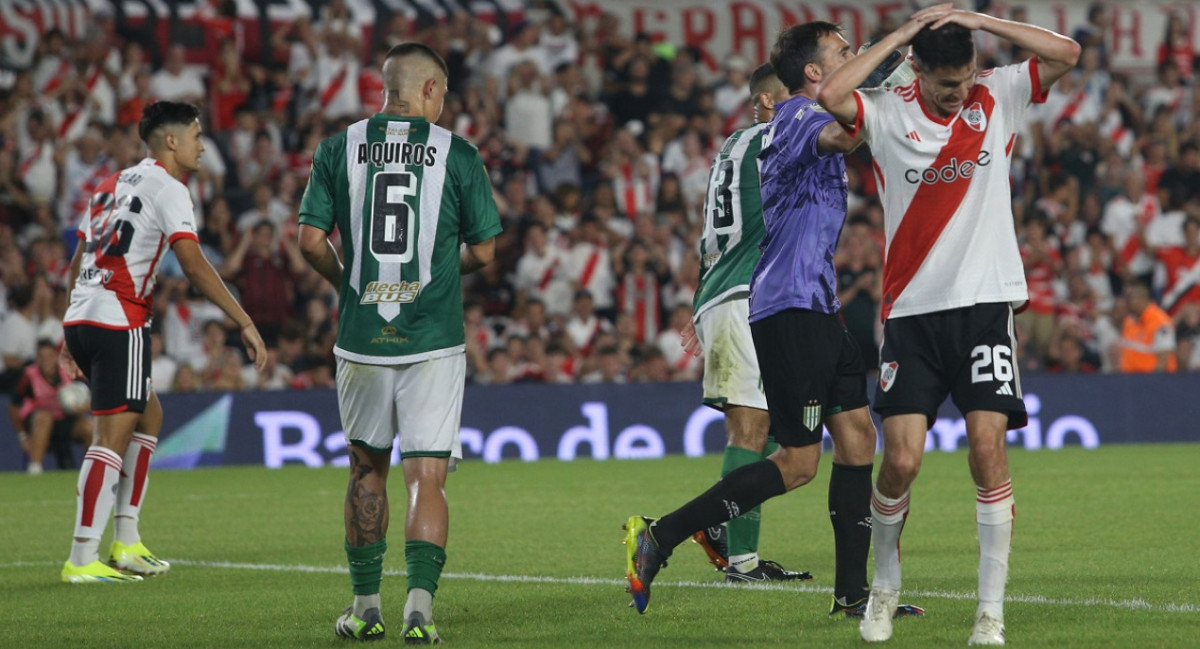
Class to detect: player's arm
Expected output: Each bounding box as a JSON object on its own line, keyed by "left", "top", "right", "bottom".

{"left": 816, "top": 4, "right": 951, "bottom": 124}
{"left": 927, "top": 10, "right": 1081, "bottom": 88}
{"left": 461, "top": 238, "right": 495, "bottom": 275}
{"left": 298, "top": 224, "right": 343, "bottom": 290}
{"left": 816, "top": 121, "right": 864, "bottom": 154}
{"left": 59, "top": 242, "right": 86, "bottom": 379}
{"left": 173, "top": 238, "right": 268, "bottom": 371}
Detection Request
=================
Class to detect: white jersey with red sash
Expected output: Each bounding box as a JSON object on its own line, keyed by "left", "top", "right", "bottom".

{"left": 65, "top": 158, "right": 199, "bottom": 330}
{"left": 846, "top": 58, "right": 1046, "bottom": 319}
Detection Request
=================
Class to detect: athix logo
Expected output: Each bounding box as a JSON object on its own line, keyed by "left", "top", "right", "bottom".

{"left": 904, "top": 150, "right": 992, "bottom": 185}
{"left": 880, "top": 362, "right": 899, "bottom": 392}
{"left": 963, "top": 102, "right": 988, "bottom": 132}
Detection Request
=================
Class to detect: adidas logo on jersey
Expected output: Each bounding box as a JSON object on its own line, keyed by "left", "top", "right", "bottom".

{"left": 360, "top": 280, "right": 421, "bottom": 304}
{"left": 904, "top": 150, "right": 992, "bottom": 185}
{"left": 995, "top": 383, "right": 1014, "bottom": 396}
{"left": 904, "top": 131, "right": 921, "bottom": 142}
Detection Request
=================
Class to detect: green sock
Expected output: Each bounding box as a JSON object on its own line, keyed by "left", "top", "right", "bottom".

{"left": 405, "top": 540, "right": 447, "bottom": 596}
{"left": 346, "top": 538, "right": 387, "bottom": 596}
{"left": 722, "top": 445, "right": 764, "bottom": 557}
{"left": 762, "top": 437, "right": 779, "bottom": 458}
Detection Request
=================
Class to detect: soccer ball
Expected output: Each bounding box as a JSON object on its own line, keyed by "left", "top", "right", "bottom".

{"left": 58, "top": 382, "right": 91, "bottom": 415}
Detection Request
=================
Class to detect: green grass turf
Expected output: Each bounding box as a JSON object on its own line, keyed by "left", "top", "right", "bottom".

{"left": 0, "top": 444, "right": 1196, "bottom": 648}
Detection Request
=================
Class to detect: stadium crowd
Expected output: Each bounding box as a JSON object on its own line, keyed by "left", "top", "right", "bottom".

{"left": 1, "top": 0, "right": 1198, "bottom": 402}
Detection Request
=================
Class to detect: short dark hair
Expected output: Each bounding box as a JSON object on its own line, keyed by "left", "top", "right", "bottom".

{"left": 913, "top": 23, "right": 975, "bottom": 72}
{"left": 770, "top": 21, "right": 842, "bottom": 93}
{"left": 385, "top": 42, "right": 449, "bottom": 78}
{"left": 138, "top": 101, "right": 200, "bottom": 143}
{"left": 748, "top": 62, "right": 779, "bottom": 96}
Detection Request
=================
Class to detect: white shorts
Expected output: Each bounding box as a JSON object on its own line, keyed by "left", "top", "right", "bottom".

{"left": 336, "top": 354, "right": 465, "bottom": 469}
{"left": 695, "top": 298, "right": 767, "bottom": 411}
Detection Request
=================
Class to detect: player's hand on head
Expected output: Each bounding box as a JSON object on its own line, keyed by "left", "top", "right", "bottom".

{"left": 902, "top": 3, "right": 955, "bottom": 38}
{"left": 680, "top": 319, "right": 703, "bottom": 358}
{"left": 241, "top": 323, "right": 269, "bottom": 371}
{"left": 928, "top": 8, "right": 987, "bottom": 31}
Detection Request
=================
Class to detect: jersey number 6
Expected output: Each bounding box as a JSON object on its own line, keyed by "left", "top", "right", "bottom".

{"left": 370, "top": 171, "right": 417, "bottom": 263}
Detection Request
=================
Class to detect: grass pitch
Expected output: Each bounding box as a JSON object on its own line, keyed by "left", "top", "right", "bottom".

{"left": 1, "top": 444, "right": 1196, "bottom": 648}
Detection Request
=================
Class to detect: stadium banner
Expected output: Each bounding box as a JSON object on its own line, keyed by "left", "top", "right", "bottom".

{"left": 1, "top": 373, "right": 1197, "bottom": 472}
{"left": 0, "top": 0, "right": 1189, "bottom": 74}
{"left": 0, "top": 0, "right": 525, "bottom": 70}
{"left": 557, "top": 0, "right": 1190, "bottom": 73}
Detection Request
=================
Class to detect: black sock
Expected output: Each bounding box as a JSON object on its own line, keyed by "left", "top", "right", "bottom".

{"left": 829, "top": 462, "right": 873, "bottom": 602}
{"left": 653, "top": 460, "right": 787, "bottom": 554}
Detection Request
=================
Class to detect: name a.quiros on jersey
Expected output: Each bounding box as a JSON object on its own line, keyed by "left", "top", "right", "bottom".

{"left": 360, "top": 280, "right": 421, "bottom": 304}
{"left": 904, "top": 150, "right": 992, "bottom": 185}
{"left": 356, "top": 142, "right": 438, "bottom": 167}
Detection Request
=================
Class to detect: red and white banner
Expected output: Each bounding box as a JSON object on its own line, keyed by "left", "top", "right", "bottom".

{"left": 558, "top": 0, "right": 1197, "bottom": 74}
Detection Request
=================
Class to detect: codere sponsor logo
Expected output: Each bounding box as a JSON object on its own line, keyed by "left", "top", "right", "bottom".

{"left": 904, "top": 150, "right": 991, "bottom": 185}
{"left": 361, "top": 281, "right": 421, "bottom": 304}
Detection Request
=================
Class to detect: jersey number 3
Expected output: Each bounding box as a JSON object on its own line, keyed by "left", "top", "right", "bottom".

{"left": 707, "top": 159, "right": 739, "bottom": 234}
{"left": 370, "top": 171, "right": 417, "bottom": 263}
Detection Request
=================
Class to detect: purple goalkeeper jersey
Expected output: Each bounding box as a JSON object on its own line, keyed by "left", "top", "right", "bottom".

{"left": 748, "top": 95, "right": 849, "bottom": 322}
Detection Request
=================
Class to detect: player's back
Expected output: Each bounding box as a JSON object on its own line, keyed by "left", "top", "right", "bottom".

{"left": 694, "top": 123, "right": 769, "bottom": 320}
{"left": 749, "top": 95, "right": 848, "bottom": 322}
{"left": 300, "top": 114, "right": 501, "bottom": 365}
{"left": 65, "top": 158, "right": 197, "bottom": 330}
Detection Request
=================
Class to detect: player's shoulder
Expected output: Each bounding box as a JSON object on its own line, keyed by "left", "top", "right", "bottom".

{"left": 129, "top": 159, "right": 186, "bottom": 198}
{"left": 443, "top": 126, "right": 482, "bottom": 157}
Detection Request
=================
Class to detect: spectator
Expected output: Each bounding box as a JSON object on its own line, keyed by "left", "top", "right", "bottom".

{"left": 1158, "top": 11, "right": 1196, "bottom": 84}
{"left": 656, "top": 304, "right": 701, "bottom": 380}
{"left": 12, "top": 340, "right": 90, "bottom": 474}
{"left": 1175, "top": 302, "right": 1200, "bottom": 371}
{"left": 614, "top": 238, "right": 666, "bottom": 343}
{"left": 836, "top": 219, "right": 883, "bottom": 368}
{"left": 149, "top": 332, "right": 178, "bottom": 394}
{"left": 1118, "top": 282, "right": 1177, "bottom": 372}
{"left": 1101, "top": 168, "right": 1162, "bottom": 284}
{"left": 150, "top": 44, "right": 205, "bottom": 104}
{"left": 564, "top": 289, "right": 611, "bottom": 356}
{"left": 514, "top": 222, "right": 572, "bottom": 317}
{"left": 581, "top": 344, "right": 626, "bottom": 383}
{"left": 566, "top": 214, "right": 616, "bottom": 317}
{"left": 1156, "top": 217, "right": 1200, "bottom": 316}
{"left": 1158, "top": 141, "right": 1200, "bottom": 213}
{"left": 0, "top": 283, "right": 38, "bottom": 392}
{"left": 1020, "top": 215, "right": 1065, "bottom": 358}
{"left": 219, "top": 220, "right": 305, "bottom": 345}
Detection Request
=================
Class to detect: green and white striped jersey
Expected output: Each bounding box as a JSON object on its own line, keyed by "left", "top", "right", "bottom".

{"left": 693, "top": 123, "right": 769, "bottom": 320}
{"left": 299, "top": 114, "right": 502, "bottom": 364}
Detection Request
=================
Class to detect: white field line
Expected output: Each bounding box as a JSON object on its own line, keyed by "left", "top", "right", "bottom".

{"left": 6, "top": 559, "right": 1197, "bottom": 614}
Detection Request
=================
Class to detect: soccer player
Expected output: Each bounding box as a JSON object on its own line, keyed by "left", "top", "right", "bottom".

{"left": 688, "top": 62, "right": 812, "bottom": 585}
{"left": 624, "top": 23, "right": 921, "bottom": 618}
{"left": 297, "top": 42, "right": 501, "bottom": 643}
{"left": 816, "top": 5, "right": 1080, "bottom": 645}
{"left": 59, "top": 101, "right": 268, "bottom": 583}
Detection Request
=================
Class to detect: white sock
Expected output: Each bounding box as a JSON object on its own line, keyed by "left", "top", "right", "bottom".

{"left": 870, "top": 486, "right": 910, "bottom": 592}
{"left": 728, "top": 553, "right": 759, "bottom": 573}
{"left": 404, "top": 588, "right": 434, "bottom": 622}
{"left": 115, "top": 433, "right": 158, "bottom": 545}
{"left": 976, "top": 480, "right": 1014, "bottom": 619}
{"left": 69, "top": 447, "right": 123, "bottom": 566}
{"left": 353, "top": 593, "right": 382, "bottom": 618}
